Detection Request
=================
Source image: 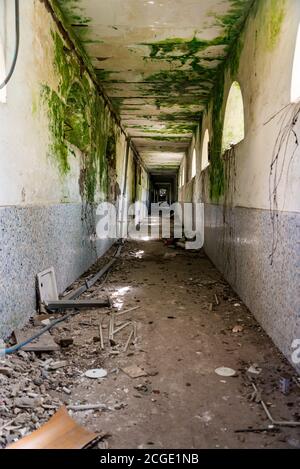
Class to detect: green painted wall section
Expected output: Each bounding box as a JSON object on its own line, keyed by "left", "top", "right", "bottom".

{"left": 41, "top": 31, "right": 119, "bottom": 203}
{"left": 207, "top": 0, "right": 286, "bottom": 201}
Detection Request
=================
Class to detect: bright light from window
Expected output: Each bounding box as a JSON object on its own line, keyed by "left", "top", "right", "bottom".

{"left": 191, "top": 148, "right": 196, "bottom": 178}
{"left": 291, "top": 23, "right": 300, "bottom": 103}
{"left": 182, "top": 166, "right": 185, "bottom": 186}
{"left": 201, "top": 129, "right": 210, "bottom": 170}
{"left": 222, "top": 81, "right": 244, "bottom": 152}
{"left": 0, "top": 39, "right": 6, "bottom": 103}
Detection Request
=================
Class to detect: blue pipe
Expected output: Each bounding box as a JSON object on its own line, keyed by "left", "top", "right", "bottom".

{"left": 0, "top": 311, "right": 77, "bottom": 356}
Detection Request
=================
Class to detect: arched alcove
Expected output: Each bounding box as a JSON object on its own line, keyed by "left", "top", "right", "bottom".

{"left": 222, "top": 81, "right": 245, "bottom": 152}
{"left": 191, "top": 148, "right": 196, "bottom": 178}
{"left": 201, "top": 129, "right": 210, "bottom": 170}
{"left": 291, "top": 23, "right": 300, "bottom": 103}
{"left": 182, "top": 165, "right": 185, "bottom": 186}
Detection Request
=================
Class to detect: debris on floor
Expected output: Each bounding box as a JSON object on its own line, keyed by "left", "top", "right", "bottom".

{"left": 37, "top": 265, "right": 111, "bottom": 312}
{"left": 232, "top": 325, "right": 244, "bottom": 333}
{"left": 6, "top": 406, "right": 99, "bottom": 449}
{"left": 0, "top": 240, "right": 299, "bottom": 449}
{"left": 122, "top": 365, "right": 148, "bottom": 379}
{"left": 279, "top": 377, "right": 291, "bottom": 395}
{"left": 14, "top": 329, "right": 59, "bottom": 353}
{"left": 215, "top": 367, "right": 237, "bottom": 377}
{"left": 247, "top": 364, "right": 262, "bottom": 376}
{"left": 84, "top": 369, "right": 108, "bottom": 379}
{"left": 164, "top": 252, "right": 177, "bottom": 258}
{"left": 46, "top": 360, "right": 68, "bottom": 371}
{"left": 250, "top": 382, "right": 300, "bottom": 428}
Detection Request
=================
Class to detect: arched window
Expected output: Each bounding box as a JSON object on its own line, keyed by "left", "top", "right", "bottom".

{"left": 0, "top": 38, "right": 6, "bottom": 103}
{"left": 201, "top": 129, "right": 210, "bottom": 170}
{"left": 222, "top": 81, "right": 244, "bottom": 152}
{"left": 191, "top": 148, "right": 196, "bottom": 178}
{"left": 291, "top": 23, "right": 300, "bottom": 103}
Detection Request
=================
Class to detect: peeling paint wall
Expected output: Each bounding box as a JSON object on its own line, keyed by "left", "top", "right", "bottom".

{"left": 182, "top": 0, "right": 300, "bottom": 369}
{"left": 0, "top": 0, "right": 148, "bottom": 338}
{"left": 54, "top": 0, "right": 254, "bottom": 173}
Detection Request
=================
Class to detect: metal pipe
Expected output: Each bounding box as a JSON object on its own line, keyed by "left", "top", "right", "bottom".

{"left": 0, "top": 310, "right": 78, "bottom": 356}
{"left": 251, "top": 382, "right": 300, "bottom": 428}
{"left": 64, "top": 243, "right": 122, "bottom": 300}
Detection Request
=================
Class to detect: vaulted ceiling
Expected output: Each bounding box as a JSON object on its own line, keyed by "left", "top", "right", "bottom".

{"left": 57, "top": 0, "right": 253, "bottom": 171}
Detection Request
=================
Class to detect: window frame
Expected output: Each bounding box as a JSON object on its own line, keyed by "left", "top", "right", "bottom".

{"left": 222, "top": 81, "right": 245, "bottom": 153}
{"left": 201, "top": 129, "right": 210, "bottom": 171}
{"left": 291, "top": 23, "right": 300, "bottom": 103}
{"left": 191, "top": 148, "right": 197, "bottom": 179}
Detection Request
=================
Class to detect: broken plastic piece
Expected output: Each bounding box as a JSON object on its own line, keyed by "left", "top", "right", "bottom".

{"left": 215, "top": 367, "right": 237, "bottom": 377}
{"left": 6, "top": 406, "right": 99, "bottom": 449}
{"left": 85, "top": 368, "right": 108, "bottom": 379}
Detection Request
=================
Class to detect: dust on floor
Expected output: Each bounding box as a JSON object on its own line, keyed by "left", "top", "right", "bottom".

{"left": 0, "top": 240, "right": 299, "bottom": 448}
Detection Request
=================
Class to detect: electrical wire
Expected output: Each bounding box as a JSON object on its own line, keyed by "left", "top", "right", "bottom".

{"left": 0, "top": 0, "right": 20, "bottom": 90}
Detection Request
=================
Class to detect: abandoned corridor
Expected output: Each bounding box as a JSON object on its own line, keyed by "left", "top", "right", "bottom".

{"left": 0, "top": 0, "right": 299, "bottom": 450}
{"left": 1, "top": 239, "right": 300, "bottom": 449}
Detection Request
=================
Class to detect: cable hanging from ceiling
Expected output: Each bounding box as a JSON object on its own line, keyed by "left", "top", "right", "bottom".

{"left": 0, "top": 0, "right": 20, "bottom": 90}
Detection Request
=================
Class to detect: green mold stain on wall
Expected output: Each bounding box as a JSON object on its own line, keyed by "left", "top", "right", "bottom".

{"left": 207, "top": 2, "right": 252, "bottom": 201}
{"left": 209, "top": 0, "right": 286, "bottom": 201}
{"left": 41, "top": 84, "right": 70, "bottom": 175}
{"left": 142, "top": 36, "right": 226, "bottom": 62}
{"left": 265, "top": 0, "right": 286, "bottom": 50}
{"left": 42, "top": 31, "right": 116, "bottom": 203}
{"left": 139, "top": 0, "right": 254, "bottom": 144}
{"left": 56, "top": 0, "right": 102, "bottom": 45}
{"left": 209, "top": 71, "right": 226, "bottom": 201}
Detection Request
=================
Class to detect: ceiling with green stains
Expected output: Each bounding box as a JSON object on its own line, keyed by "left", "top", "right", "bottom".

{"left": 57, "top": 0, "right": 253, "bottom": 171}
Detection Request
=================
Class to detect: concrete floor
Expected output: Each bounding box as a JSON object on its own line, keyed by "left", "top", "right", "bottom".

{"left": 1, "top": 238, "right": 300, "bottom": 448}
{"left": 54, "top": 239, "right": 300, "bottom": 449}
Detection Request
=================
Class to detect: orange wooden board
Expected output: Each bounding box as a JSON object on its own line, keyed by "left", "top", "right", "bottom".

{"left": 7, "top": 406, "right": 99, "bottom": 449}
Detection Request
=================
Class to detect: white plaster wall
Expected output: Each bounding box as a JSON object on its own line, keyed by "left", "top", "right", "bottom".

{"left": 182, "top": 0, "right": 300, "bottom": 369}
{"left": 0, "top": 0, "right": 131, "bottom": 208}
{"left": 0, "top": 0, "right": 84, "bottom": 207}
{"left": 190, "top": 0, "right": 300, "bottom": 214}
{"left": 231, "top": 0, "right": 300, "bottom": 213}
{"left": 0, "top": 0, "right": 132, "bottom": 337}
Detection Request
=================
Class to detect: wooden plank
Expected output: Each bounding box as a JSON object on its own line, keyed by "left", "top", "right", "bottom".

{"left": 14, "top": 328, "right": 59, "bottom": 352}
{"left": 46, "top": 299, "right": 110, "bottom": 310}
{"left": 7, "top": 406, "right": 99, "bottom": 449}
